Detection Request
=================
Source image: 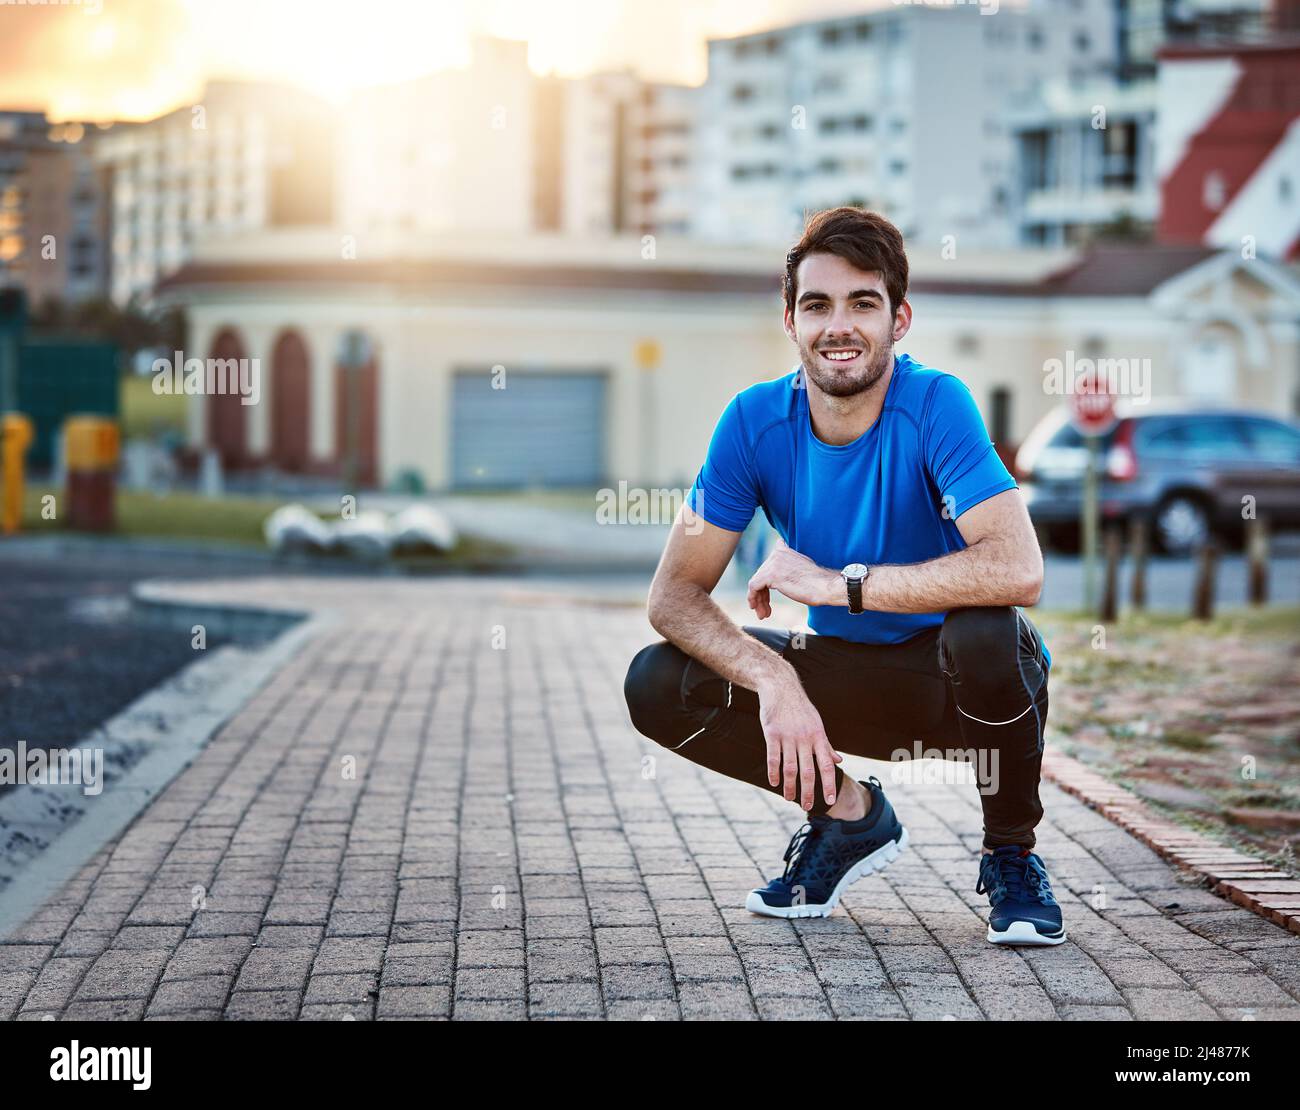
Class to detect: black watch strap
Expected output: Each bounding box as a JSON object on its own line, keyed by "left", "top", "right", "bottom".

{"left": 846, "top": 576, "right": 864, "bottom": 614}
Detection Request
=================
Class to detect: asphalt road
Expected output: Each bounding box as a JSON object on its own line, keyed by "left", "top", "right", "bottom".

{"left": 0, "top": 552, "right": 252, "bottom": 758}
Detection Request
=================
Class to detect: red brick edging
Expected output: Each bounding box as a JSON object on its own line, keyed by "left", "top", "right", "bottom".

{"left": 1041, "top": 750, "right": 1300, "bottom": 936}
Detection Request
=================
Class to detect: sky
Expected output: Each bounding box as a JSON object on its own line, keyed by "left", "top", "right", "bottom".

{"left": 0, "top": 0, "right": 903, "bottom": 122}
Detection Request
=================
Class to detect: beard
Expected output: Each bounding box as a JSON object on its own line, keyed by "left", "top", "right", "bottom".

{"left": 800, "top": 334, "right": 893, "bottom": 398}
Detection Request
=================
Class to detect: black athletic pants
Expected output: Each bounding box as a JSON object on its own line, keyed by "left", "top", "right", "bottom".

{"left": 623, "top": 606, "right": 1050, "bottom": 851}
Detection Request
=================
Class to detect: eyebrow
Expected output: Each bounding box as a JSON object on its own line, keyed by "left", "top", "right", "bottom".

{"left": 798, "top": 288, "right": 883, "bottom": 304}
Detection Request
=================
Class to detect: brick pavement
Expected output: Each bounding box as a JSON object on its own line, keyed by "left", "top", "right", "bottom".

{"left": 2, "top": 577, "right": 1297, "bottom": 1021}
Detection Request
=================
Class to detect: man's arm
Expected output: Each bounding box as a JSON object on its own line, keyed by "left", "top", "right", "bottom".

{"left": 747, "top": 489, "right": 1044, "bottom": 616}
{"left": 646, "top": 505, "right": 843, "bottom": 810}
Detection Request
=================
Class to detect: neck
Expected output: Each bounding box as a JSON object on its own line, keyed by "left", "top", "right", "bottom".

{"left": 806, "top": 357, "right": 895, "bottom": 446}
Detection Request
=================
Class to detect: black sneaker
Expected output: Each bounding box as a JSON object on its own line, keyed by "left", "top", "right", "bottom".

{"left": 976, "top": 845, "right": 1067, "bottom": 946}
{"left": 745, "top": 777, "right": 908, "bottom": 918}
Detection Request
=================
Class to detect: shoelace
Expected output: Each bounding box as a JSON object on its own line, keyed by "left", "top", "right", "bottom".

{"left": 780, "top": 822, "right": 817, "bottom": 884}
{"left": 976, "top": 851, "right": 1054, "bottom": 905}
{"left": 774, "top": 821, "right": 837, "bottom": 889}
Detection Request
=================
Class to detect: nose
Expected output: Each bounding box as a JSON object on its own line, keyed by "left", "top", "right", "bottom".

{"left": 823, "top": 309, "right": 855, "bottom": 340}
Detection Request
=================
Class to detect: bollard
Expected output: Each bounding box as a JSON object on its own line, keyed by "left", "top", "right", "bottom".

{"left": 1129, "top": 515, "right": 1147, "bottom": 611}
{"left": 1100, "top": 526, "right": 1121, "bottom": 622}
{"left": 1, "top": 412, "right": 33, "bottom": 535}
{"left": 1247, "top": 515, "right": 1269, "bottom": 606}
{"left": 64, "top": 415, "right": 120, "bottom": 532}
{"left": 1191, "top": 538, "right": 1218, "bottom": 621}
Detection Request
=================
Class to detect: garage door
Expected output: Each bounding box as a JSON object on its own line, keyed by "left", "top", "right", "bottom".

{"left": 452, "top": 369, "right": 607, "bottom": 488}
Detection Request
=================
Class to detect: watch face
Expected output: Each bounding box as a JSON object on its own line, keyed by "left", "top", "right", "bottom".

{"left": 843, "top": 563, "right": 868, "bottom": 579}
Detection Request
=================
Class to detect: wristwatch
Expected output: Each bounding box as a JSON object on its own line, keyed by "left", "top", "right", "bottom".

{"left": 841, "top": 563, "right": 869, "bottom": 614}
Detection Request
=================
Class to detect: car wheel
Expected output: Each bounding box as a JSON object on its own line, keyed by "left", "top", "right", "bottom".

{"left": 1153, "top": 494, "right": 1210, "bottom": 555}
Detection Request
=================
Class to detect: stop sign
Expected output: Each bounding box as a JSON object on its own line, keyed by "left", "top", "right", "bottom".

{"left": 1068, "top": 371, "right": 1118, "bottom": 436}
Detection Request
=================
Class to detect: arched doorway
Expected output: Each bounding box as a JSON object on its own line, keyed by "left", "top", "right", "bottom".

{"left": 206, "top": 327, "right": 248, "bottom": 468}
{"left": 335, "top": 330, "right": 379, "bottom": 488}
{"left": 270, "top": 329, "right": 311, "bottom": 472}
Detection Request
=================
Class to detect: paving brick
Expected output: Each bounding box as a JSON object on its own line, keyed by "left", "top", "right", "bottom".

{"left": 3, "top": 577, "right": 1297, "bottom": 1023}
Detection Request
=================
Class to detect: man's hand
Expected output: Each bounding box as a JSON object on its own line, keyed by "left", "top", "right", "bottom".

{"left": 757, "top": 676, "right": 843, "bottom": 811}
{"left": 747, "top": 538, "right": 841, "bottom": 618}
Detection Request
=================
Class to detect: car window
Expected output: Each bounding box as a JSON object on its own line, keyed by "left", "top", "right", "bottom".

{"left": 1140, "top": 417, "right": 1249, "bottom": 457}
{"left": 1047, "top": 421, "right": 1115, "bottom": 448}
{"left": 1240, "top": 418, "right": 1300, "bottom": 463}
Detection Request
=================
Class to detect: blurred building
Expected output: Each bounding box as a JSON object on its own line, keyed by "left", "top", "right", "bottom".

{"left": 335, "top": 38, "right": 536, "bottom": 238}
{"left": 1156, "top": 35, "right": 1300, "bottom": 258}
{"left": 560, "top": 73, "right": 700, "bottom": 236}
{"left": 1005, "top": 0, "right": 1282, "bottom": 247}
{"left": 693, "top": 2, "right": 1119, "bottom": 250}
{"left": 92, "top": 81, "right": 334, "bottom": 305}
{"left": 1008, "top": 81, "right": 1158, "bottom": 247}
{"left": 155, "top": 230, "right": 1300, "bottom": 491}
{"left": 0, "top": 112, "right": 108, "bottom": 308}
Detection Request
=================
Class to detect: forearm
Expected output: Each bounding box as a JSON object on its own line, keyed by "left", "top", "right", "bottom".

{"left": 648, "top": 578, "right": 797, "bottom": 694}
{"left": 815, "top": 539, "right": 1041, "bottom": 614}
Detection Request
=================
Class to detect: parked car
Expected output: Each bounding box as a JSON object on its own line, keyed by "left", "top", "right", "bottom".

{"left": 1015, "top": 402, "right": 1300, "bottom": 554}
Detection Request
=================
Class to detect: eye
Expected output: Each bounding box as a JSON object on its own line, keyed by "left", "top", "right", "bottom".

{"left": 856, "top": 301, "right": 874, "bottom": 310}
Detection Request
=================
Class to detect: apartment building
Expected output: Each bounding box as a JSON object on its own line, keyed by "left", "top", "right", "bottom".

{"left": 0, "top": 112, "right": 108, "bottom": 307}
{"left": 694, "top": 2, "right": 1116, "bottom": 249}
{"left": 92, "top": 81, "right": 333, "bottom": 304}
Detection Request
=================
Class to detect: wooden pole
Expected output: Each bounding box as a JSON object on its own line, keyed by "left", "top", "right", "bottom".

{"left": 1247, "top": 515, "right": 1269, "bottom": 606}
{"left": 1192, "top": 538, "right": 1218, "bottom": 621}
{"left": 1129, "top": 515, "right": 1147, "bottom": 611}
{"left": 1100, "top": 526, "right": 1121, "bottom": 622}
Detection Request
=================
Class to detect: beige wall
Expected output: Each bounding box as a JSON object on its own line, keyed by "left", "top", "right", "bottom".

{"left": 178, "top": 258, "right": 1300, "bottom": 490}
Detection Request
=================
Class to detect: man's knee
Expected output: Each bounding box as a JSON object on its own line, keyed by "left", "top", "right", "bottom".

{"left": 939, "top": 606, "right": 1014, "bottom": 675}
{"left": 623, "top": 640, "right": 690, "bottom": 739}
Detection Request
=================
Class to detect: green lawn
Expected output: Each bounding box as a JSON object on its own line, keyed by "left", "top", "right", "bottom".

{"left": 19, "top": 485, "right": 513, "bottom": 561}
{"left": 120, "top": 373, "right": 188, "bottom": 440}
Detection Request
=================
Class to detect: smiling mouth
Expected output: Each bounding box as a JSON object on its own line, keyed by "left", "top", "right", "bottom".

{"left": 818, "top": 348, "right": 863, "bottom": 362}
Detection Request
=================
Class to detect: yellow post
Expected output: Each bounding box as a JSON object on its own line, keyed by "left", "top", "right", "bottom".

{"left": 1, "top": 412, "right": 33, "bottom": 535}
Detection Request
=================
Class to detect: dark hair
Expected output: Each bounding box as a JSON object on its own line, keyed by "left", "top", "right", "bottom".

{"left": 783, "top": 207, "right": 909, "bottom": 319}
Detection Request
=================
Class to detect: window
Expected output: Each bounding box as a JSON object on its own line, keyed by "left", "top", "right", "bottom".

{"left": 1102, "top": 122, "right": 1138, "bottom": 188}
{"left": 1140, "top": 418, "right": 1250, "bottom": 456}
{"left": 989, "top": 387, "right": 1011, "bottom": 444}
{"left": 1240, "top": 418, "right": 1300, "bottom": 463}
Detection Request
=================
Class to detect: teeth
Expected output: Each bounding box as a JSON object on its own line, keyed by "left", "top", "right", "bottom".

{"left": 823, "top": 350, "right": 860, "bottom": 361}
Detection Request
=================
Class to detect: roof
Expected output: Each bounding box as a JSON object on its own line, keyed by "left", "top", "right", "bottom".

{"left": 155, "top": 242, "right": 1226, "bottom": 301}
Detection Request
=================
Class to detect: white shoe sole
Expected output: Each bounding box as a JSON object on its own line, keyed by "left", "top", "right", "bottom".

{"left": 987, "top": 919, "right": 1067, "bottom": 946}
{"left": 746, "top": 826, "right": 910, "bottom": 919}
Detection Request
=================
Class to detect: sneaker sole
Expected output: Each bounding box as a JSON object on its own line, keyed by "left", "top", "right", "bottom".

{"left": 986, "top": 919, "right": 1067, "bottom": 946}
{"left": 745, "top": 826, "right": 909, "bottom": 919}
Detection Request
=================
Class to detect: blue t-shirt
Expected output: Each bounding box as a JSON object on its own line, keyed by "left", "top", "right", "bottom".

{"left": 686, "top": 352, "right": 1051, "bottom": 667}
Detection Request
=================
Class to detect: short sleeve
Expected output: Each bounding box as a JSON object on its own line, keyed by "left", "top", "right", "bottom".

{"left": 923, "top": 374, "right": 1016, "bottom": 519}
{"left": 685, "top": 393, "right": 760, "bottom": 533}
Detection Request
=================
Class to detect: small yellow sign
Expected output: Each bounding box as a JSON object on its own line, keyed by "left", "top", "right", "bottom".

{"left": 634, "top": 339, "right": 661, "bottom": 371}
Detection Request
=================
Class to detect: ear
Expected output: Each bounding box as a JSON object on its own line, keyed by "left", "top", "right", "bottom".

{"left": 891, "top": 298, "right": 913, "bottom": 343}
{"left": 783, "top": 303, "right": 797, "bottom": 344}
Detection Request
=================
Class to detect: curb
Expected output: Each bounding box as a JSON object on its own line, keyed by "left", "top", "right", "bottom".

{"left": 0, "top": 534, "right": 658, "bottom": 577}
{"left": 1042, "top": 748, "right": 1300, "bottom": 936}
{"left": 0, "top": 588, "right": 329, "bottom": 942}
